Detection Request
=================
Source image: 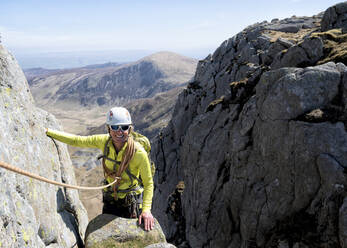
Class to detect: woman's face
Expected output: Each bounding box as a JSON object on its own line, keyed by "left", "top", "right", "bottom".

{"left": 109, "top": 125, "right": 130, "bottom": 144}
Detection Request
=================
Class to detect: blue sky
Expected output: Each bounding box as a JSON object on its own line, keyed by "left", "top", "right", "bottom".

{"left": 0, "top": 0, "right": 344, "bottom": 67}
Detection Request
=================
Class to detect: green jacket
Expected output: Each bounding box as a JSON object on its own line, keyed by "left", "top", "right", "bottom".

{"left": 46, "top": 128, "right": 154, "bottom": 213}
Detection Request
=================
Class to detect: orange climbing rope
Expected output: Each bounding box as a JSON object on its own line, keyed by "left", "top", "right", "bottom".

{"left": 0, "top": 160, "right": 120, "bottom": 190}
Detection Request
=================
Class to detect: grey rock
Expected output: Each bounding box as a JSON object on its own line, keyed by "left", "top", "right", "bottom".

{"left": 339, "top": 197, "right": 347, "bottom": 247}
{"left": 266, "top": 16, "right": 320, "bottom": 33}
{"left": 277, "top": 37, "right": 295, "bottom": 48}
{"left": 0, "top": 44, "right": 88, "bottom": 247}
{"left": 256, "top": 34, "right": 272, "bottom": 49}
{"left": 268, "top": 23, "right": 301, "bottom": 33}
{"left": 257, "top": 63, "right": 340, "bottom": 120}
{"left": 271, "top": 36, "right": 324, "bottom": 69}
{"left": 300, "top": 36, "right": 324, "bottom": 62}
{"left": 322, "top": 2, "right": 347, "bottom": 32}
{"left": 84, "top": 214, "right": 166, "bottom": 248}
{"left": 261, "top": 41, "right": 289, "bottom": 66}
{"left": 151, "top": 5, "right": 347, "bottom": 247}
{"left": 145, "top": 243, "right": 176, "bottom": 248}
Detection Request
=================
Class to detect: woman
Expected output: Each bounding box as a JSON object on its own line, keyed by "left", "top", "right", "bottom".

{"left": 46, "top": 107, "right": 154, "bottom": 231}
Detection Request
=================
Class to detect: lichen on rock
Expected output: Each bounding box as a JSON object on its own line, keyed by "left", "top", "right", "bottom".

{"left": 0, "top": 44, "right": 88, "bottom": 247}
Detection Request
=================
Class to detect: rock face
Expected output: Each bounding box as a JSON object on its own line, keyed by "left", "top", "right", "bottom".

{"left": 322, "top": 2, "right": 347, "bottom": 32}
{"left": 84, "top": 214, "right": 168, "bottom": 248}
{"left": 0, "top": 45, "right": 88, "bottom": 247}
{"left": 152, "top": 3, "right": 347, "bottom": 248}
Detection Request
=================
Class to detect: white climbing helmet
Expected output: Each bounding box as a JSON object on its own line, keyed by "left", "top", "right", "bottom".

{"left": 106, "top": 107, "right": 132, "bottom": 125}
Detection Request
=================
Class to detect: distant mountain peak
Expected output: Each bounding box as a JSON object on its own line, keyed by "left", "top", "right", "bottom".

{"left": 141, "top": 51, "right": 196, "bottom": 63}
{"left": 28, "top": 51, "right": 198, "bottom": 112}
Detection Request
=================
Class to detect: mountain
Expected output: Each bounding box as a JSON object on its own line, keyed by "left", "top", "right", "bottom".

{"left": 24, "top": 62, "right": 122, "bottom": 82}
{"left": 152, "top": 3, "right": 347, "bottom": 248}
{"left": 28, "top": 51, "right": 197, "bottom": 111}
{"left": 27, "top": 51, "right": 197, "bottom": 135}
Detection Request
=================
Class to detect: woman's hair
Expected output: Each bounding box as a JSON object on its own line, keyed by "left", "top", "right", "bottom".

{"left": 118, "top": 125, "right": 135, "bottom": 174}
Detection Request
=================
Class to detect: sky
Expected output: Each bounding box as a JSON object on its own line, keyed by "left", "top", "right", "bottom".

{"left": 0, "top": 0, "right": 344, "bottom": 68}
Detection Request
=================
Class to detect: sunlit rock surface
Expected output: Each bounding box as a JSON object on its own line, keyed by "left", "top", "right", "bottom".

{"left": 0, "top": 44, "right": 88, "bottom": 247}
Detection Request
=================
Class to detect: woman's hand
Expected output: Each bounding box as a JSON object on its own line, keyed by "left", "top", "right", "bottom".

{"left": 138, "top": 211, "right": 154, "bottom": 231}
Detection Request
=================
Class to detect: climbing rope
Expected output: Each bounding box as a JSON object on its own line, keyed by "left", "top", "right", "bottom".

{"left": 0, "top": 160, "right": 120, "bottom": 190}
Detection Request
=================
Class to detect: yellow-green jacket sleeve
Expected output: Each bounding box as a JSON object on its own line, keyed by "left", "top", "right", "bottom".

{"left": 46, "top": 128, "right": 107, "bottom": 149}
{"left": 135, "top": 147, "right": 154, "bottom": 213}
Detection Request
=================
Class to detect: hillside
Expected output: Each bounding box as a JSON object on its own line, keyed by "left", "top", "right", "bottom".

{"left": 28, "top": 51, "right": 197, "bottom": 110}
{"left": 27, "top": 51, "right": 197, "bottom": 134}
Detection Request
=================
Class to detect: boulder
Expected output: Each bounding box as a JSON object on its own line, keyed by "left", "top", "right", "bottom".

{"left": 271, "top": 37, "right": 324, "bottom": 69}
{"left": 85, "top": 214, "right": 167, "bottom": 248}
{"left": 322, "top": 2, "right": 347, "bottom": 32}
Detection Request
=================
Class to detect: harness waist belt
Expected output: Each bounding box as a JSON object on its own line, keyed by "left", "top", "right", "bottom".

{"left": 117, "top": 185, "right": 142, "bottom": 194}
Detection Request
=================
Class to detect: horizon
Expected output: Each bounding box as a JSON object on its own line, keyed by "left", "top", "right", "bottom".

{"left": 0, "top": 0, "right": 344, "bottom": 69}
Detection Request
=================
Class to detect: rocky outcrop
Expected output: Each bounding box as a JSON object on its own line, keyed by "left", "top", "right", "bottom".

{"left": 84, "top": 214, "right": 169, "bottom": 248}
{"left": 322, "top": 2, "right": 347, "bottom": 32}
{"left": 152, "top": 2, "right": 347, "bottom": 248}
{"left": 0, "top": 45, "right": 88, "bottom": 247}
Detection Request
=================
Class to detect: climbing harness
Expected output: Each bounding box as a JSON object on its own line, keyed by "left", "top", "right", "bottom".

{"left": 0, "top": 160, "right": 120, "bottom": 190}
{"left": 99, "top": 137, "right": 144, "bottom": 188}
{"left": 99, "top": 134, "right": 136, "bottom": 199}
{"left": 98, "top": 130, "right": 154, "bottom": 217}
{"left": 98, "top": 130, "right": 155, "bottom": 198}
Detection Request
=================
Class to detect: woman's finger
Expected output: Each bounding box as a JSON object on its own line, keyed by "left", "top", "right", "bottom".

{"left": 138, "top": 215, "right": 142, "bottom": 225}
{"left": 145, "top": 218, "right": 149, "bottom": 231}
{"left": 151, "top": 219, "right": 154, "bottom": 230}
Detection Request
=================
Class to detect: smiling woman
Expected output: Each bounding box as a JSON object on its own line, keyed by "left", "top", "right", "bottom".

{"left": 46, "top": 106, "right": 155, "bottom": 231}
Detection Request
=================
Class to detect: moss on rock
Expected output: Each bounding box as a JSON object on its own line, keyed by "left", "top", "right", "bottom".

{"left": 310, "top": 29, "right": 347, "bottom": 65}
{"left": 85, "top": 214, "right": 167, "bottom": 248}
